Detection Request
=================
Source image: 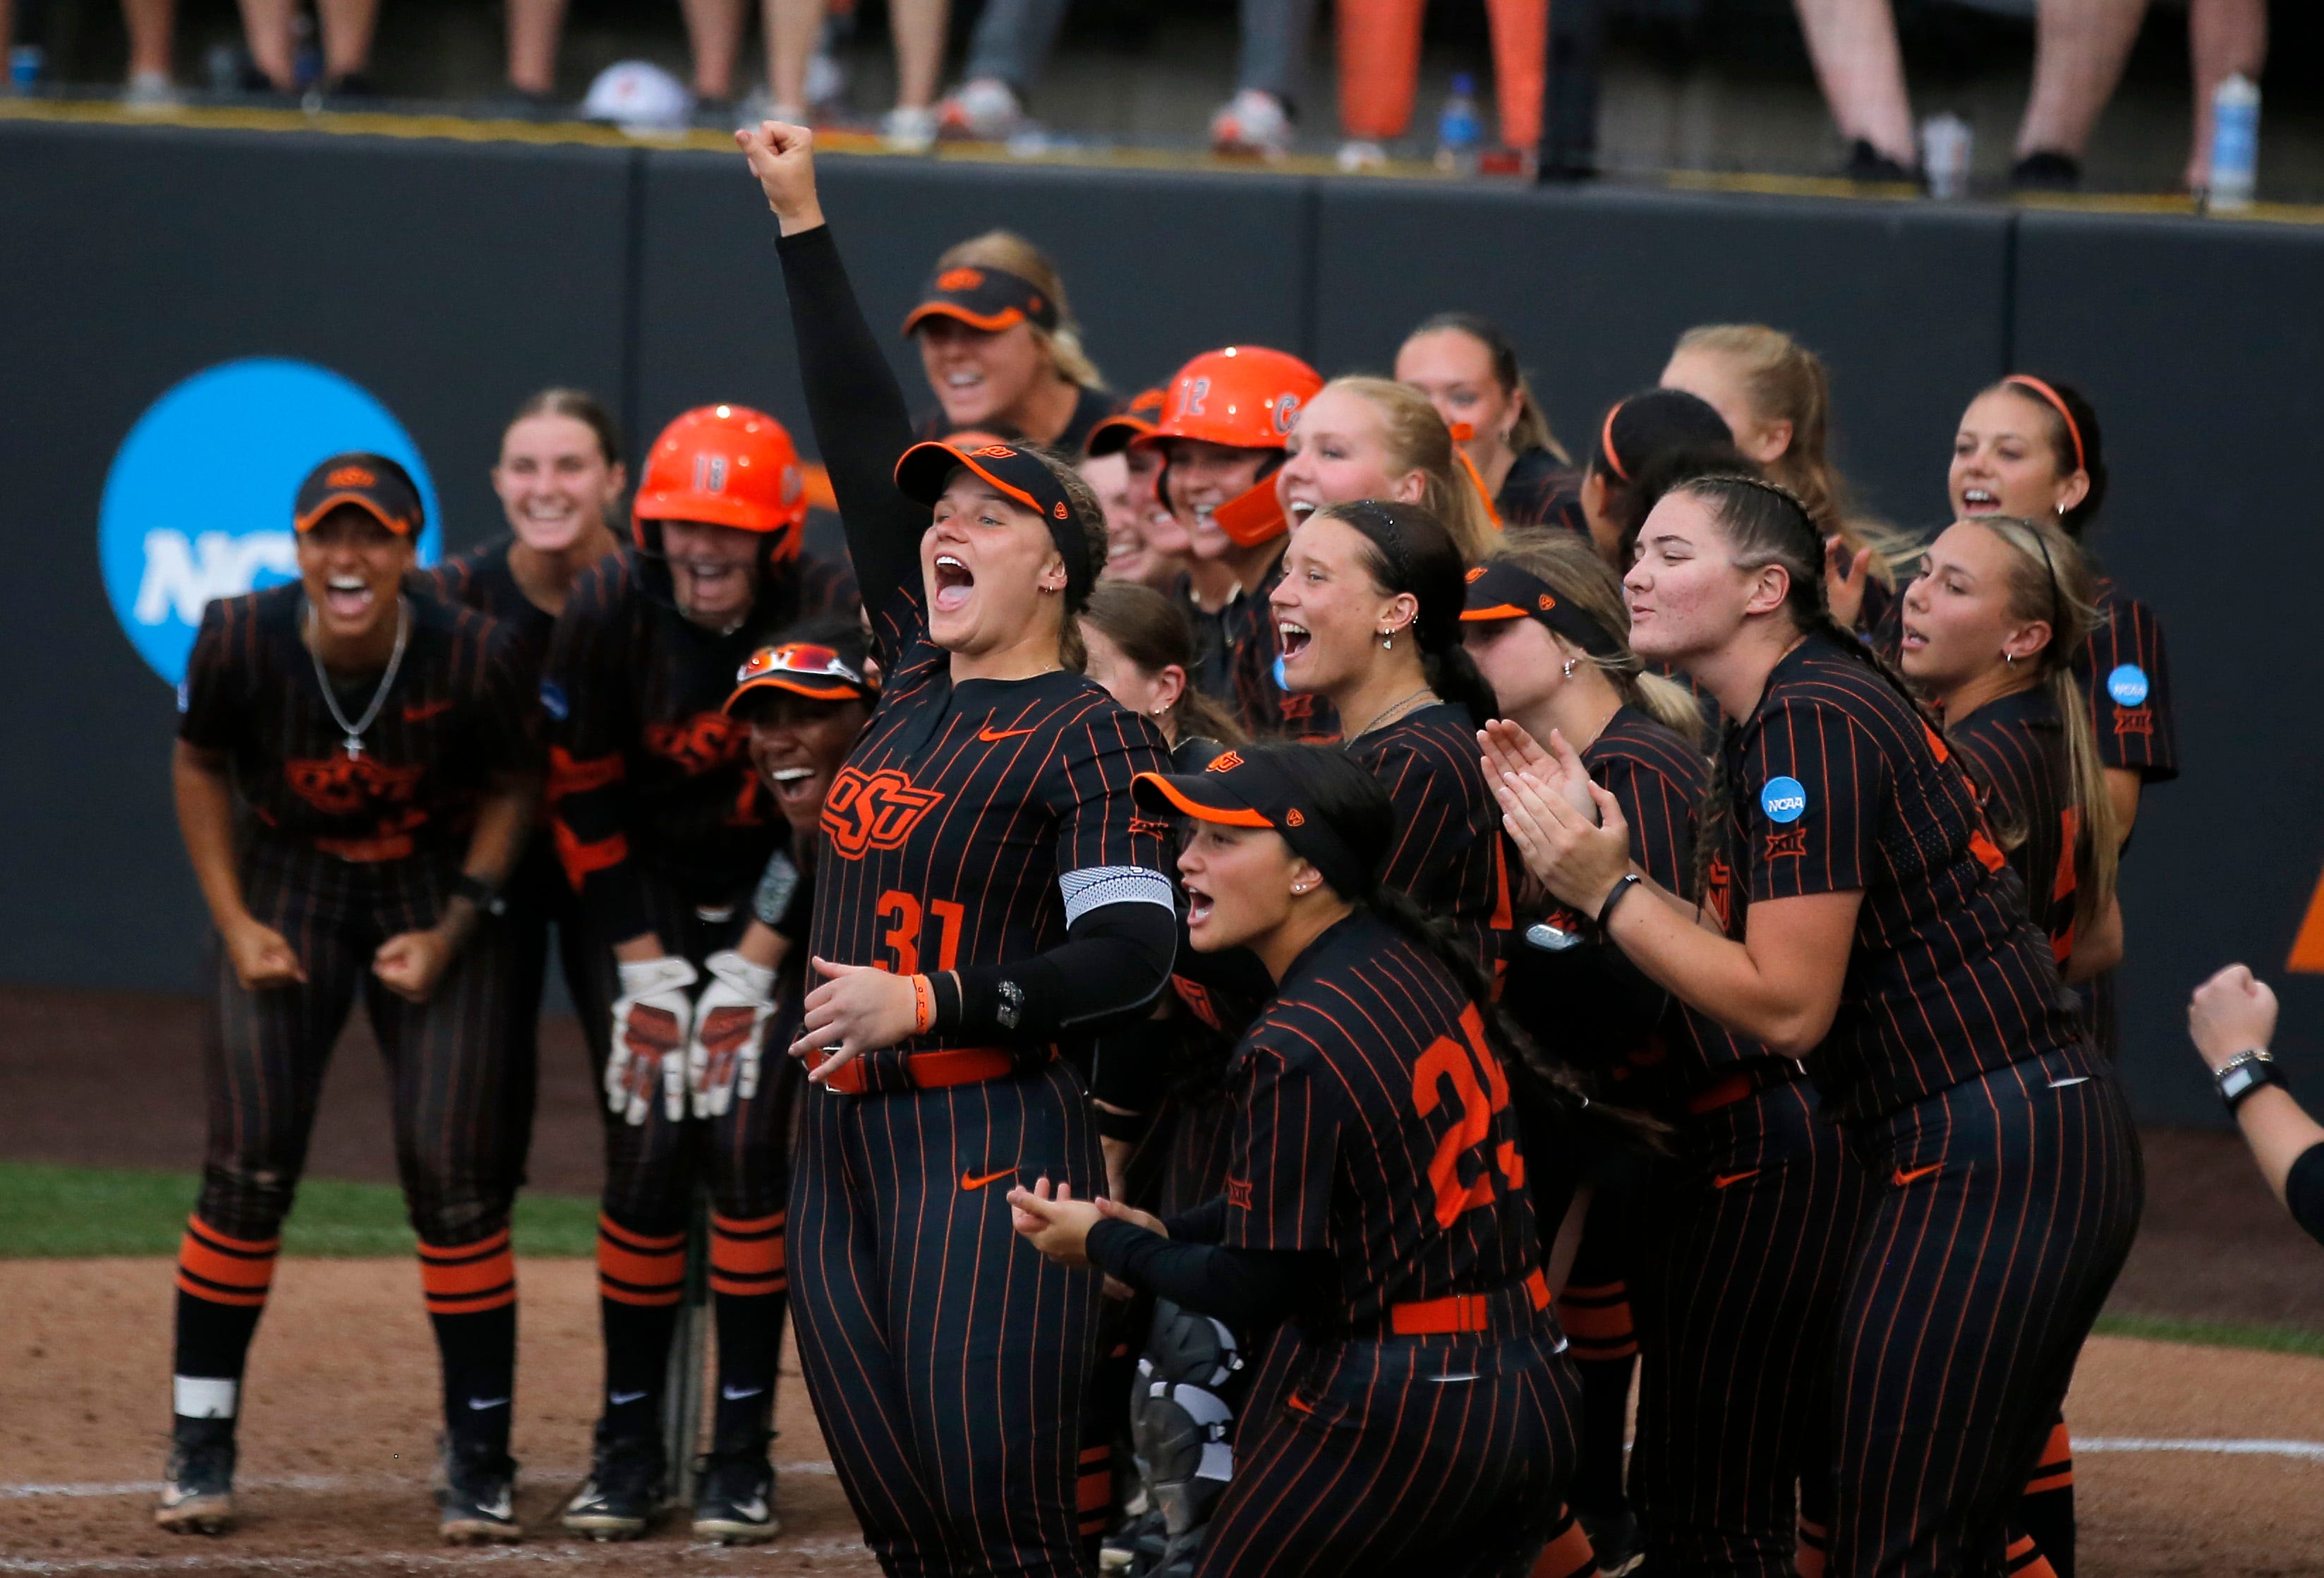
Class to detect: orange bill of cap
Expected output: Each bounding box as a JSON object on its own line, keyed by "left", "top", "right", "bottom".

{"left": 1132, "top": 771, "right": 1273, "bottom": 828}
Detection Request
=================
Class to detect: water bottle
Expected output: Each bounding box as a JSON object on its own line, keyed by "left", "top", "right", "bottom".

{"left": 1919, "top": 113, "right": 1973, "bottom": 200}
{"left": 1435, "top": 73, "right": 1482, "bottom": 176}
{"left": 2207, "top": 73, "right": 2260, "bottom": 212}
{"left": 8, "top": 44, "right": 45, "bottom": 95}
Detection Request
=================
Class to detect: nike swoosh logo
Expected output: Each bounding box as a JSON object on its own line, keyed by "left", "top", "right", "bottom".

{"left": 720, "top": 1385, "right": 763, "bottom": 1401}
{"left": 1892, "top": 1164, "right": 1943, "bottom": 1186}
{"left": 403, "top": 699, "right": 454, "bottom": 723}
{"left": 960, "top": 1165, "right": 1018, "bottom": 1191}
{"left": 1712, "top": 1169, "right": 1760, "bottom": 1189}
{"left": 608, "top": 1389, "right": 649, "bottom": 1405}
{"left": 732, "top": 1498, "right": 768, "bottom": 1520}
{"left": 1427, "top": 1373, "right": 1480, "bottom": 1383}
{"left": 2048, "top": 1076, "right": 2090, "bottom": 1089}
{"left": 978, "top": 726, "right": 1038, "bottom": 742}
{"left": 467, "top": 1396, "right": 509, "bottom": 1411}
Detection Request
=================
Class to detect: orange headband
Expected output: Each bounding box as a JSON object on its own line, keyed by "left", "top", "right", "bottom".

{"left": 2003, "top": 375, "right": 2085, "bottom": 473}
{"left": 1598, "top": 405, "right": 1629, "bottom": 482}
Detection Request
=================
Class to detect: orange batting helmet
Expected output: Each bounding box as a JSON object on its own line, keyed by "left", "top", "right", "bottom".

{"left": 1137, "top": 347, "right": 1321, "bottom": 548}
{"left": 634, "top": 404, "right": 809, "bottom": 560}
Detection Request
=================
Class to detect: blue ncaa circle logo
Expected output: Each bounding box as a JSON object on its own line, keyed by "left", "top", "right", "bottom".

{"left": 1760, "top": 776, "right": 1808, "bottom": 824}
{"left": 99, "top": 359, "right": 441, "bottom": 685}
{"left": 2105, "top": 663, "right": 2149, "bottom": 707}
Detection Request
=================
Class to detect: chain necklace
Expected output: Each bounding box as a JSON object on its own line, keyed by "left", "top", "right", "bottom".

{"left": 305, "top": 595, "right": 410, "bottom": 759}
{"left": 1347, "top": 684, "right": 1436, "bottom": 743}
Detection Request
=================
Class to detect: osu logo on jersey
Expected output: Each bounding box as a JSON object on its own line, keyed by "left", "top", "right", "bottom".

{"left": 823, "top": 766, "right": 945, "bottom": 859}
{"left": 646, "top": 712, "right": 746, "bottom": 776}
{"left": 284, "top": 754, "right": 425, "bottom": 816}
{"left": 1704, "top": 853, "right": 1735, "bottom": 931}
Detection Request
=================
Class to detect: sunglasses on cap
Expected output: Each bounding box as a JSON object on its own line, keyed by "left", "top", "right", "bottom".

{"left": 725, "top": 642, "right": 874, "bottom": 711}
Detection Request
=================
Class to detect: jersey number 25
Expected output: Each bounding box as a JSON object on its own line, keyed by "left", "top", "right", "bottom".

{"left": 1412, "top": 1004, "right": 1525, "bottom": 1230}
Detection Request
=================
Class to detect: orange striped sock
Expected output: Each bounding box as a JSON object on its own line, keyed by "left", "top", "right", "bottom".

{"left": 1796, "top": 1515, "right": 1829, "bottom": 1578}
{"left": 709, "top": 1210, "right": 786, "bottom": 1299}
{"left": 418, "top": 1229, "right": 516, "bottom": 1315}
{"left": 598, "top": 1212, "right": 686, "bottom": 1306}
{"left": 174, "top": 1215, "right": 279, "bottom": 1309}
{"left": 1554, "top": 1280, "right": 1639, "bottom": 1361}
{"left": 1532, "top": 1502, "right": 1600, "bottom": 1578}
{"left": 420, "top": 1229, "right": 517, "bottom": 1448}
{"left": 1077, "top": 1443, "right": 1111, "bottom": 1540}
{"left": 2006, "top": 1532, "right": 2061, "bottom": 1578}
{"left": 171, "top": 1216, "right": 280, "bottom": 1417}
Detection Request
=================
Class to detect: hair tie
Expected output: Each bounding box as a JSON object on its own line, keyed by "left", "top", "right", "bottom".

{"left": 2004, "top": 375, "right": 2086, "bottom": 474}
{"left": 1599, "top": 404, "right": 1630, "bottom": 482}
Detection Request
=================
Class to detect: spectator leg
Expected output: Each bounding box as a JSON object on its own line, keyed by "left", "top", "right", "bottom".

{"left": 763, "top": 0, "right": 821, "bottom": 112}
{"left": 1336, "top": 0, "right": 1426, "bottom": 140}
{"left": 961, "top": 0, "right": 1069, "bottom": 95}
{"left": 682, "top": 0, "right": 747, "bottom": 100}
{"left": 123, "top": 0, "right": 176, "bottom": 82}
{"left": 317, "top": 0, "right": 381, "bottom": 82}
{"left": 2183, "top": 0, "right": 2265, "bottom": 189}
{"left": 235, "top": 0, "right": 299, "bottom": 90}
{"left": 888, "top": 0, "right": 948, "bottom": 109}
{"left": 1790, "top": 0, "right": 1915, "bottom": 168}
{"left": 1538, "top": 0, "right": 1604, "bottom": 176}
{"left": 507, "top": 0, "right": 569, "bottom": 95}
{"left": 2015, "top": 0, "right": 2148, "bottom": 161}
{"left": 1487, "top": 0, "right": 1547, "bottom": 152}
{"left": 1237, "top": 0, "right": 1320, "bottom": 110}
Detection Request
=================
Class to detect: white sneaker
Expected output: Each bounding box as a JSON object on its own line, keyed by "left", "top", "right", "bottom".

{"left": 1336, "top": 138, "right": 1387, "bottom": 171}
{"left": 938, "top": 78, "right": 1022, "bottom": 140}
{"left": 123, "top": 70, "right": 183, "bottom": 112}
{"left": 1211, "top": 89, "right": 1292, "bottom": 158}
{"left": 881, "top": 104, "right": 938, "bottom": 152}
{"left": 734, "top": 85, "right": 808, "bottom": 131}
{"left": 804, "top": 47, "right": 847, "bottom": 113}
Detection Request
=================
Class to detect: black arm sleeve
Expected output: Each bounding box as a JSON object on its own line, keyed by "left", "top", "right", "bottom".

{"left": 1163, "top": 1196, "right": 1230, "bottom": 1245}
{"left": 1501, "top": 932, "right": 1670, "bottom": 1074}
{"left": 930, "top": 898, "right": 1176, "bottom": 1043}
{"left": 1087, "top": 1219, "right": 1329, "bottom": 1329}
{"left": 773, "top": 222, "right": 924, "bottom": 626}
{"left": 1088, "top": 1011, "right": 1180, "bottom": 1118}
{"left": 2288, "top": 1140, "right": 2324, "bottom": 1248}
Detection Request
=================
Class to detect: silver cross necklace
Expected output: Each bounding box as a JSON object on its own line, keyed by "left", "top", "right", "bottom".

{"left": 304, "top": 595, "right": 410, "bottom": 759}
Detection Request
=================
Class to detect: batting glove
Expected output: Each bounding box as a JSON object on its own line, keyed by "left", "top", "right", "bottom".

{"left": 689, "top": 949, "right": 778, "bottom": 1118}
{"left": 608, "top": 956, "right": 698, "bottom": 1125}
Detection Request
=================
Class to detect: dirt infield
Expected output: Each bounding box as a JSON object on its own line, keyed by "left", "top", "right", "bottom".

{"left": 4, "top": 1259, "right": 2322, "bottom": 1577}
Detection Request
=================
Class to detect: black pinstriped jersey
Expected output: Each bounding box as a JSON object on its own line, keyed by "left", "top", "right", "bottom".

{"left": 541, "top": 546, "right": 855, "bottom": 941}
{"left": 1221, "top": 912, "right": 1540, "bottom": 1332}
{"left": 423, "top": 537, "right": 555, "bottom": 668}
{"left": 1949, "top": 687, "right": 2082, "bottom": 966}
{"left": 178, "top": 584, "right": 533, "bottom": 865}
{"left": 1348, "top": 703, "right": 1511, "bottom": 973}
{"left": 1726, "top": 632, "right": 2083, "bottom": 1124}
{"left": 2080, "top": 582, "right": 2175, "bottom": 783}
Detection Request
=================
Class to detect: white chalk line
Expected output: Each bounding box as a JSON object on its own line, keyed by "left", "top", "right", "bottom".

{"left": 2078, "top": 1435, "right": 2324, "bottom": 1462}
{"left": 0, "top": 1539, "right": 876, "bottom": 1574}
{"left": 0, "top": 1464, "right": 835, "bottom": 1502}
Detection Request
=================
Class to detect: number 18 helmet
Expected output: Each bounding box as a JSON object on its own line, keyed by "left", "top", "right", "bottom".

{"left": 634, "top": 404, "right": 809, "bottom": 562}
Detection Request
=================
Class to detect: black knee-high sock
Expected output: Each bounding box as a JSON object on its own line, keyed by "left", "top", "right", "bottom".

{"left": 171, "top": 1216, "right": 279, "bottom": 1433}
{"left": 598, "top": 1212, "right": 686, "bottom": 1440}
{"left": 709, "top": 1211, "right": 787, "bottom": 1452}
{"left": 420, "top": 1229, "right": 519, "bottom": 1459}
{"left": 2014, "top": 1418, "right": 2077, "bottom": 1578}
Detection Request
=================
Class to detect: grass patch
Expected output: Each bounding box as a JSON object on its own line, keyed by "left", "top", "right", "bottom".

{"left": 0, "top": 1162, "right": 595, "bottom": 1258}
{"left": 2093, "top": 1311, "right": 2324, "bottom": 1359}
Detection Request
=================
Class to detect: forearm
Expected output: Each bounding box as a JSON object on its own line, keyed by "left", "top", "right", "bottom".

{"left": 172, "top": 745, "right": 250, "bottom": 934}
{"left": 2236, "top": 1087, "right": 2324, "bottom": 1212}
{"left": 1602, "top": 889, "right": 1841, "bottom": 1056}
{"left": 461, "top": 776, "right": 533, "bottom": 888}
{"left": 929, "top": 900, "right": 1176, "bottom": 1042}
{"left": 2064, "top": 894, "right": 2124, "bottom": 986}
{"left": 1085, "top": 1219, "right": 1324, "bottom": 1328}
{"left": 731, "top": 919, "right": 792, "bottom": 972}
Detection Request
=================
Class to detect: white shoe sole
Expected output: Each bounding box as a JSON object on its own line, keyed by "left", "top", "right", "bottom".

{"left": 693, "top": 1516, "right": 782, "bottom": 1544}
{"left": 155, "top": 1497, "right": 234, "bottom": 1536}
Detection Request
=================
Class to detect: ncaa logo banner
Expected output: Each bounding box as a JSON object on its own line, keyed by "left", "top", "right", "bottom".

{"left": 1760, "top": 776, "right": 1808, "bottom": 824}
{"left": 99, "top": 359, "right": 442, "bottom": 686}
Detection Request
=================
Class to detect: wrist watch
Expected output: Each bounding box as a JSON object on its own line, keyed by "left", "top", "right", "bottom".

{"left": 2215, "top": 1049, "right": 2284, "bottom": 1114}
{"left": 452, "top": 873, "right": 506, "bottom": 917}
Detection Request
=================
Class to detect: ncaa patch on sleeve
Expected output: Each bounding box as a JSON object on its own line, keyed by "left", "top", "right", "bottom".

{"left": 1760, "top": 776, "right": 1808, "bottom": 824}
{"left": 2105, "top": 664, "right": 2149, "bottom": 707}
{"left": 540, "top": 681, "right": 569, "bottom": 721}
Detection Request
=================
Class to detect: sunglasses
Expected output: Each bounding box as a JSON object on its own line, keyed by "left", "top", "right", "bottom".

{"left": 735, "top": 642, "right": 869, "bottom": 692}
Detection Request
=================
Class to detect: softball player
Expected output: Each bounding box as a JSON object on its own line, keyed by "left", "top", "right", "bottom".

{"left": 1133, "top": 344, "right": 1331, "bottom": 740}
{"left": 1015, "top": 744, "right": 1584, "bottom": 1577}
{"left": 161, "top": 455, "right": 536, "bottom": 1543}
{"left": 1573, "top": 390, "right": 1734, "bottom": 565}
{"left": 747, "top": 120, "right": 1180, "bottom": 1577}
{"left": 545, "top": 403, "right": 855, "bottom": 1540}
{"left": 1470, "top": 531, "right": 1868, "bottom": 1577}
{"left": 425, "top": 388, "right": 626, "bottom": 1188}
{"left": 1499, "top": 474, "right": 2142, "bottom": 1577}
{"left": 1084, "top": 388, "right": 1184, "bottom": 592}
{"left": 1394, "top": 313, "right": 1579, "bottom": 529}
{"left": 906, "top": 230, "right": 1118, "bottom": 452}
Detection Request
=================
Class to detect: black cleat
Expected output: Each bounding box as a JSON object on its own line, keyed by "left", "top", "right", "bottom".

{"left": 2011, "top": 150, "right": 2084, "bottom": 192}
{"left": 559, "top": 1428, "right": 665, "bottom": 1541}
{"left": 691, "top": 1444, "right": 780, "bottom": 1544}
{"left": 437, "top": 1438, "right": 523, "bottom": 1545}
{"left": 1841, "top": 138, "right": 1920, "bottom": 188}
{"left": 155, "top": 1421, "right": 236, "bottom": 1536}
{"left": 1579, "top": 1506, "right": 1644, "bottom": 1577}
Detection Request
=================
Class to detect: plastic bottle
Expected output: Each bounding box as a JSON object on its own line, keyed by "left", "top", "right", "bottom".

{"left": 2207, "top": 73, "right": 2260, "bottom": 212}
{"left": 1919, "top": 113, "right": 1973, "bottom": 200}
{"left": 8, "top": 44, "right": 45, "bottom": 94}
{"left": 1435, "top": 73, "right": 1482, "bottom": 176}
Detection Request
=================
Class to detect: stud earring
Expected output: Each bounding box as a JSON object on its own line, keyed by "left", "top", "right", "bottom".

{"left": 1562, "top": 658, "right": 1576, "bottom": 680}
{"left": 2004, "top": 651, "right": 2016, "bottom": 664}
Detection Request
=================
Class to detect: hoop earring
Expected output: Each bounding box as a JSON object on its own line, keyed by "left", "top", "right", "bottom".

{"left": 2054, "top": 503, "right": 2066, "bottom": 518}
{"left": 1561, "top": 658, "right": 1576, "bottom": 680}
{"left": 2003, "top": 651, "right": 2016, "bottom": 665}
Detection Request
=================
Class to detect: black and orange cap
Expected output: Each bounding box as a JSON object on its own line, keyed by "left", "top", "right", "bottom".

{"left": 724, "top": 641, "right": 876, "bottom": 713}
{"left": 293, "top": 452, "right": 423, "bottom": 536}
{"left": 902, "top": 263, "right": 1060, "bottom": 338}
{"left": 1133, "top": 749, "right": 1374, "bottom": 901}
{"left": 1084, "top": 386, "right": 1167, "bottom": 459}
{"left": 1461, "top": 562, "right": 1623, "bottom": 660}
{"left": 894, "top": 438, "right": 1092, "bottom": 598}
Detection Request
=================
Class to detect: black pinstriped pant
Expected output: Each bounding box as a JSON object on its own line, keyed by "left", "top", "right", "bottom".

{"left": 198, "top": 840, "right": 516, "bottom": 1251}
{"left": 789, "top": 1060, "right": 1104, "bottom": 1578}
{"left": 569, "top": 872, "right": 792, "bottom": 1228}
{"left": 1829, "top": 1047, "right": 2141, "bottom": 1578}
{"left": 1630, "top": 1077, "right": 1868, "bottom": 1577}
{"left": 493, "top": 835, "right": 593, "bottom": 1191}
{"left": 1194, "top": 1320, "right": 1580, "bottom": 1577}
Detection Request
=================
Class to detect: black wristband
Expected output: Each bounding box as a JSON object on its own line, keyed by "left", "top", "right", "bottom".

{"left": 2217, "top": 1049, "right": 2284, "bottom": 1113}
{"left": 1596, "top": 872, "right": 1642, "bottom": 931}
{"left": 452, "top": 873, "right": 505, "bottom": 917}
{"left": 1094, "top": 1104, "right": 1152, "bottom": 1144}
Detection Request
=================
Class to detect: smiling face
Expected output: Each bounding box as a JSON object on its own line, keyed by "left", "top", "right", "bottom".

{"left": 1124, "top": 446, "right": 1191, "bottom": 559}
{"left": 917, "top": 316, "right": 1048, "bottom": 431}
{"left": 1949, "top": 386, "right": 2088, "bottom": 522}
{"left": 493, "top": 413, "right": 625, "bottom": 554}
{"left": 1898, "top": 520, "right": 2052, "bottom": 694}
{"left": 1087, "top": 453, "right": 1175, "bottom": 588}
{"left": 744, "top": 692, "right": 871, "bottom": 836}
{"left": 1276, "top": 386, "right": 1426, "bottom": 529}
{"left": 1661, "top": 344, "right": 1788, "bottom": 465}
{"left": 923, "top": 469, "right": 1068, "bottom": 656}
{"left": 1461, "top": 613, "right": 1574, "bottom": 718}
{"left": 661, "top": 519, "right": 764, "bottom": 630}
{"left": 1177, "top": 821, "right": 1307, "bottom": 953}
{"left": 1269, "top": 516, "right": 1413, "bottom": 695}
{"left": 1395, "top": 329, "right": 1516, "bottom": 461}
{"left": 298, "top": 507, "right": 416, "bottom": 645}
{"left": 1622, "top": 490, "right": 1767, "bottom": 663}
{"left": 1160, "top": 438, "right": 1272, "bottom": 561}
